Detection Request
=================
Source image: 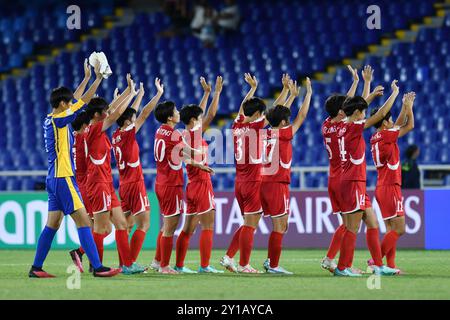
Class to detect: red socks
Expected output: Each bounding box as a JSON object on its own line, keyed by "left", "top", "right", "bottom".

{"left": 381, "top": 230, "right": 400, "bottom": 268}
{"left": 115, "top": 230, "right": 132, "bottom": 267}
{"left": 226, "top": 226, "right": 243, "bottom": 258}
{"left": 366, "top": 228, "right": 383, "bottom": 267}
{"left": 78, "top": 246, "right": 85, "bottom": 255}
{"left": 155, "top": 231, "right": 163, "bottom": 262}
{"left": 239, "top": 226, "right": 255, "bottom": 267}
{"left": 337, "top": 230, "right": 357, "bottom": 271}
{"left": 160, "top": 235, "right": 174, "bottom": 268}
{"left": 93, "top": 232, "right": 106, "bottom": 262}
{"left": 200, "top": 230, "right": 213, "bottom": 268}
{"left": 326, "top": 224, "right": 346, "bottom": 260}
{"left": 130, "top": 230, "right": 146, "bottom": 262}
{"left": 175, "top": 231, "right": 191, "bottom": 268}
{"left": 268, "top": 231, "right": 284, "bottom": 268}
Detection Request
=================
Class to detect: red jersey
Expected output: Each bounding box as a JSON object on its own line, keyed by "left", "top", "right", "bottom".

{"left": 72, "top": 130, "right": 88, "bottom": 181}
{"left": 85, "top": 121, "right": 112, "bottom": 184}
{"left": 370, "top": 127, "right": 401, "bottom": 186}
{"left": 261, "top": 126, "right": 293, "bottom": 184}
{"left": 112, "top": 124, "right": 144, "bottom": 185}
{"left": 183, "top": 125, "right": 210, "bottom": 183}
{"left": 322, "top": 117, "right": 343, "bottom": 178}
{"left": 337, "top": 120, "right": 366, "bottom": 181}
{"left": 154, "top": 124, "right": 184, "bottom": 186}
{"left": 232, "top": 114, "right": 265, "bottom": 182}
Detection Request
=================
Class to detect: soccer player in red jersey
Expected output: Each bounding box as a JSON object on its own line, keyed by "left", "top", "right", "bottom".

{"left": 261, "top": 77, "right": 312, "bottom": 274}
{"left": 220, "top": 73, "right": 268, "bottom": 273}
{"left": 152, "top": 99, "right": 214, "bottom": 274}
{"left": 369, "top": 92, "right": 415, "bottom": 272}
{"left": 334, "top": 80, "right": 400, "bottom": 277}
{"left": 112, "top": 78, "right": 164, "bottom": 264}
{"left": 85, "top": 74, "right": 145, "bottom": 275}
{"left": 174, "top": 76, "right": 223, "bottom": 274}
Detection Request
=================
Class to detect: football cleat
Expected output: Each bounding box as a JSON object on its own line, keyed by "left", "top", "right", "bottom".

{"left": 93, "top": 266, "right": 121, "bottom": 277}
{"left": 220, "top": 255, "right": 237, "bottom": 273}
{"left": 174, "top": 266, "right": 197, "bottom": 274}
{"left": 321, "top": 257, "right": 337, "bottom": 273}
{"left": 198, "top": 265, "right": 224, "bottom": 273}
{"left": 237, "top": 264, "right": 263, "bottom": 274}
{"left": 69, "top": 249, "right": 84, "bottom": 273}
{"left": 334, "top": 268, "right": 362, "bottom": 277}
{"left": 267, "top": 266, "right": 293, "bottom": 275}
{"left": 263, "top": 259, "right": 270, "bottom": 272}
{"left": 159, "top": 266, "right": 179, "bottom": 274}
{"left": 28, "top": 267, "right": 56, "bottom": 278}
{"left": 149, "top": 259, "right": 160, "bottom": 271}
{"left": 121, "top": 262, "right": 145, "bottom": 275}
{"left": 372, "top": 265, "right": 399, "bottom": 276}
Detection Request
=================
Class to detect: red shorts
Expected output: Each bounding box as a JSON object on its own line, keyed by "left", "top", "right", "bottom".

{"left": 328, "top": 177, "right": 342, "bottom": 214}
{"left": 260, "top": 182, "right": 290, "bottom": 218}
{"left": 375, "top": 184, "right": 405, "bottom": 220}
{"left": 155, "top": 184, "right": 184, "bottom": 217}
{"left": 119, "top": 180, "right": 150, "bottom": 216}
{"left": 186, "top": 179, "right": 215, "bottom": 216}
{"left": 78, "top": 181, "right": 93, "bottom": 217}
{"left": 340, "top": 180, "right": 372, "bottom": 214}
{"left": 235, "top": 180, "right": 262, "bottom": 215}
{"left": 87, "top": 181, "right": 121, "bottom": 214}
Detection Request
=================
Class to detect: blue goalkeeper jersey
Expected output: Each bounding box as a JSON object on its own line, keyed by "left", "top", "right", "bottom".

{"left": 43, "top": 100, "right": 86, "bottom": 179}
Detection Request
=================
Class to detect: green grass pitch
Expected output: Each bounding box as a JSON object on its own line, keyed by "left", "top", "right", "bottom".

{"left": 0, "top": 249, "right": 449, "bottom": 299}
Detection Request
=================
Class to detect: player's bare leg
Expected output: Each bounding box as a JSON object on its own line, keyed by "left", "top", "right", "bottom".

{"left": 174, "top": 214, "right": 199, "bottom": 273}
{"left": 160, "top": 215, "right": 181, "bottom": 274}
{"left": 128, "top": 210, "right": 150, "bottom": 263}
{"left": 265, "top": 215, "right": 292, "bottom": 275}
{"left": 381, "top": 216, "right": 405, "bottom": 272}
{"left": 236, "top": 213, "right": 263, "bottom": 273}
{"left": 321, "top": 213, "right": 347, "bottom": 273}
{"left": 221, "top": 224, "right": 243, "bottom": 273}
{"left": 198, "top": 210, "right": 223, "bottom": 273}
{"left": 151, "top": 228, "right": 163, "bottom": 270}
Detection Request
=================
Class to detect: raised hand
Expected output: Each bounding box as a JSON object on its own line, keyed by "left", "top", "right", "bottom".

{"left": 282, "top": 73, "right": 291, "bottom": 88}
{"left": 113, "top": 88, "right": 119, "bottom": 99}
{"left": 137, "top": 82, "right": 145, "bottom": 97}
{"left": 244, "top": 73, "right": 258, "bottom": 89}
{"left": 362, "top": 65, "right": 373, "bottom": 82}
{"left": 130, "top": 79, "right": 138, "bottom": 96}
{"left": 200, "top": 77, "right": 212, "bottom": 93}
{"left": 305, "top": 77, "right": 312, "bottom": 95}
{"left": 155, "top": 78, "right": 164, "bottom": 95}
{"left": 84, "top": 59, "right": 92, "bottom": 79}
{"left": 371, "top": 85, "right": 384, "bottom": 97}
{"left": 347, "top": 65, "right": 359, "bottom": 82}
{"left": 199, "top": 164, "right": 215, "bottom": 175}
{"left": 402, "top": 92, "right": 416, "bottom": 108}
{"left": 288, "top": 80, "right": 300, "bottom": 97}
{"left": 214, "top": 75, "right": 223, "bottom": 94}
{"left": 391, "top": 79, "right": 399, "bottom": 93}
{"left": 126, "top": 73, "right": 133, "bottom": 88}
{"left": 94, "top": 60, "right": 102, "bottom": 80}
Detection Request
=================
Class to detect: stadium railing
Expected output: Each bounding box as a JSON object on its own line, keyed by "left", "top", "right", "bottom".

{"left": 1, "top": 165, "right": 449, "bottom": 191}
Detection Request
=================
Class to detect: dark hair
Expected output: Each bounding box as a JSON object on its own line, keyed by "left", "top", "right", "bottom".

{"left": 370, "top": 107, "right": 392, "bottom": 129}
{"left": 117, "top": 108, "right": 137, "bottom": 127}
{"left": 50, "top": 86, "right": 74, "bottom": 109}
{"left": 243, "top": 97, "right": 266, "bottom": 117}
{"left": 86, "top": 97, "right": 108, "bottom": 120}
{"left": 342, "top": 96, "right": 368, "bottom": 116}
{"left": 265, "top": 105, "right": 291, "bottom": 127}
{"left": 180, "top": 104, "right": 203, "bottom": 125}
{"left": 155, "top": 101, "right": 176, "bottom": 124}
{"left": 71, "top": 111, "right": 90, "bottom": 131}
{"left": 324, "top": 94, "right": 347, "bottom": 118}
{"left": 405, "top": 144, "right": 419, "bottom": 159}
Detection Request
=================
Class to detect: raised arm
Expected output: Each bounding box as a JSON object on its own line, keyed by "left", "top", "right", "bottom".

{"left": 135, "top": 78, "right": 164, "bottom": 133}
{"left": 292, "top": 77, "right": 312, "bottom": 135}
{"left": 283, "top": 79, "right": 300, "bottom": 108}
{"left": 362, "top": 65, "right": 373, "bottom": 100}
{"left": 364, "top": 80, "right": 399, "bottom": 129}
{"left": 131, "top": 82, "right": 145, "bottom": 112}
{"left": 102, "top": 78, "right": 137, "bottom": 131}
{"left": 80, "top": 61, "right": 103, "bottom": 104}
{"left": 202, "top": 76, "right": 223, "bottom": 130}
{"left": 199, "top": 77, "right": 212, "bottom": 112}
{"left": 272, "top": 74, "right": 291, "bottom": 106}
{"left": 398, "top": 92, "right": 415, "bottom": 137}
{"left": 346, "top": 65, "right": 359, "bottom": 98}
{"left": 238, "top": 73, "right": 258, "bottom": 115}
{"left": 365, "top": 85, "right": 384, "bottom": 105}
{"left": 107, "top": 74, "right": 133, "bottom": 115}
{"left": 73, "top": 59, "right": 92, "bottom": 100}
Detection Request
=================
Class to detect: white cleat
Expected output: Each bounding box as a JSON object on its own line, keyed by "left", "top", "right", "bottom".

{"left": 158, "top": 266, "right": 179, "bottom": 274}
{"left": 267, "top": 266, "right": 293, "bottom": 275}
{"left": 149, "top": 259, "right": 160, "bottom": 271}
{"left": 237, "top": 264, "right": 263, "bottom": 274}
{"left": 321, "top": 257, "right": 337, "bottom": 273}
{"left": 220, "top": 255, "right": 237, "bottom": 273}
